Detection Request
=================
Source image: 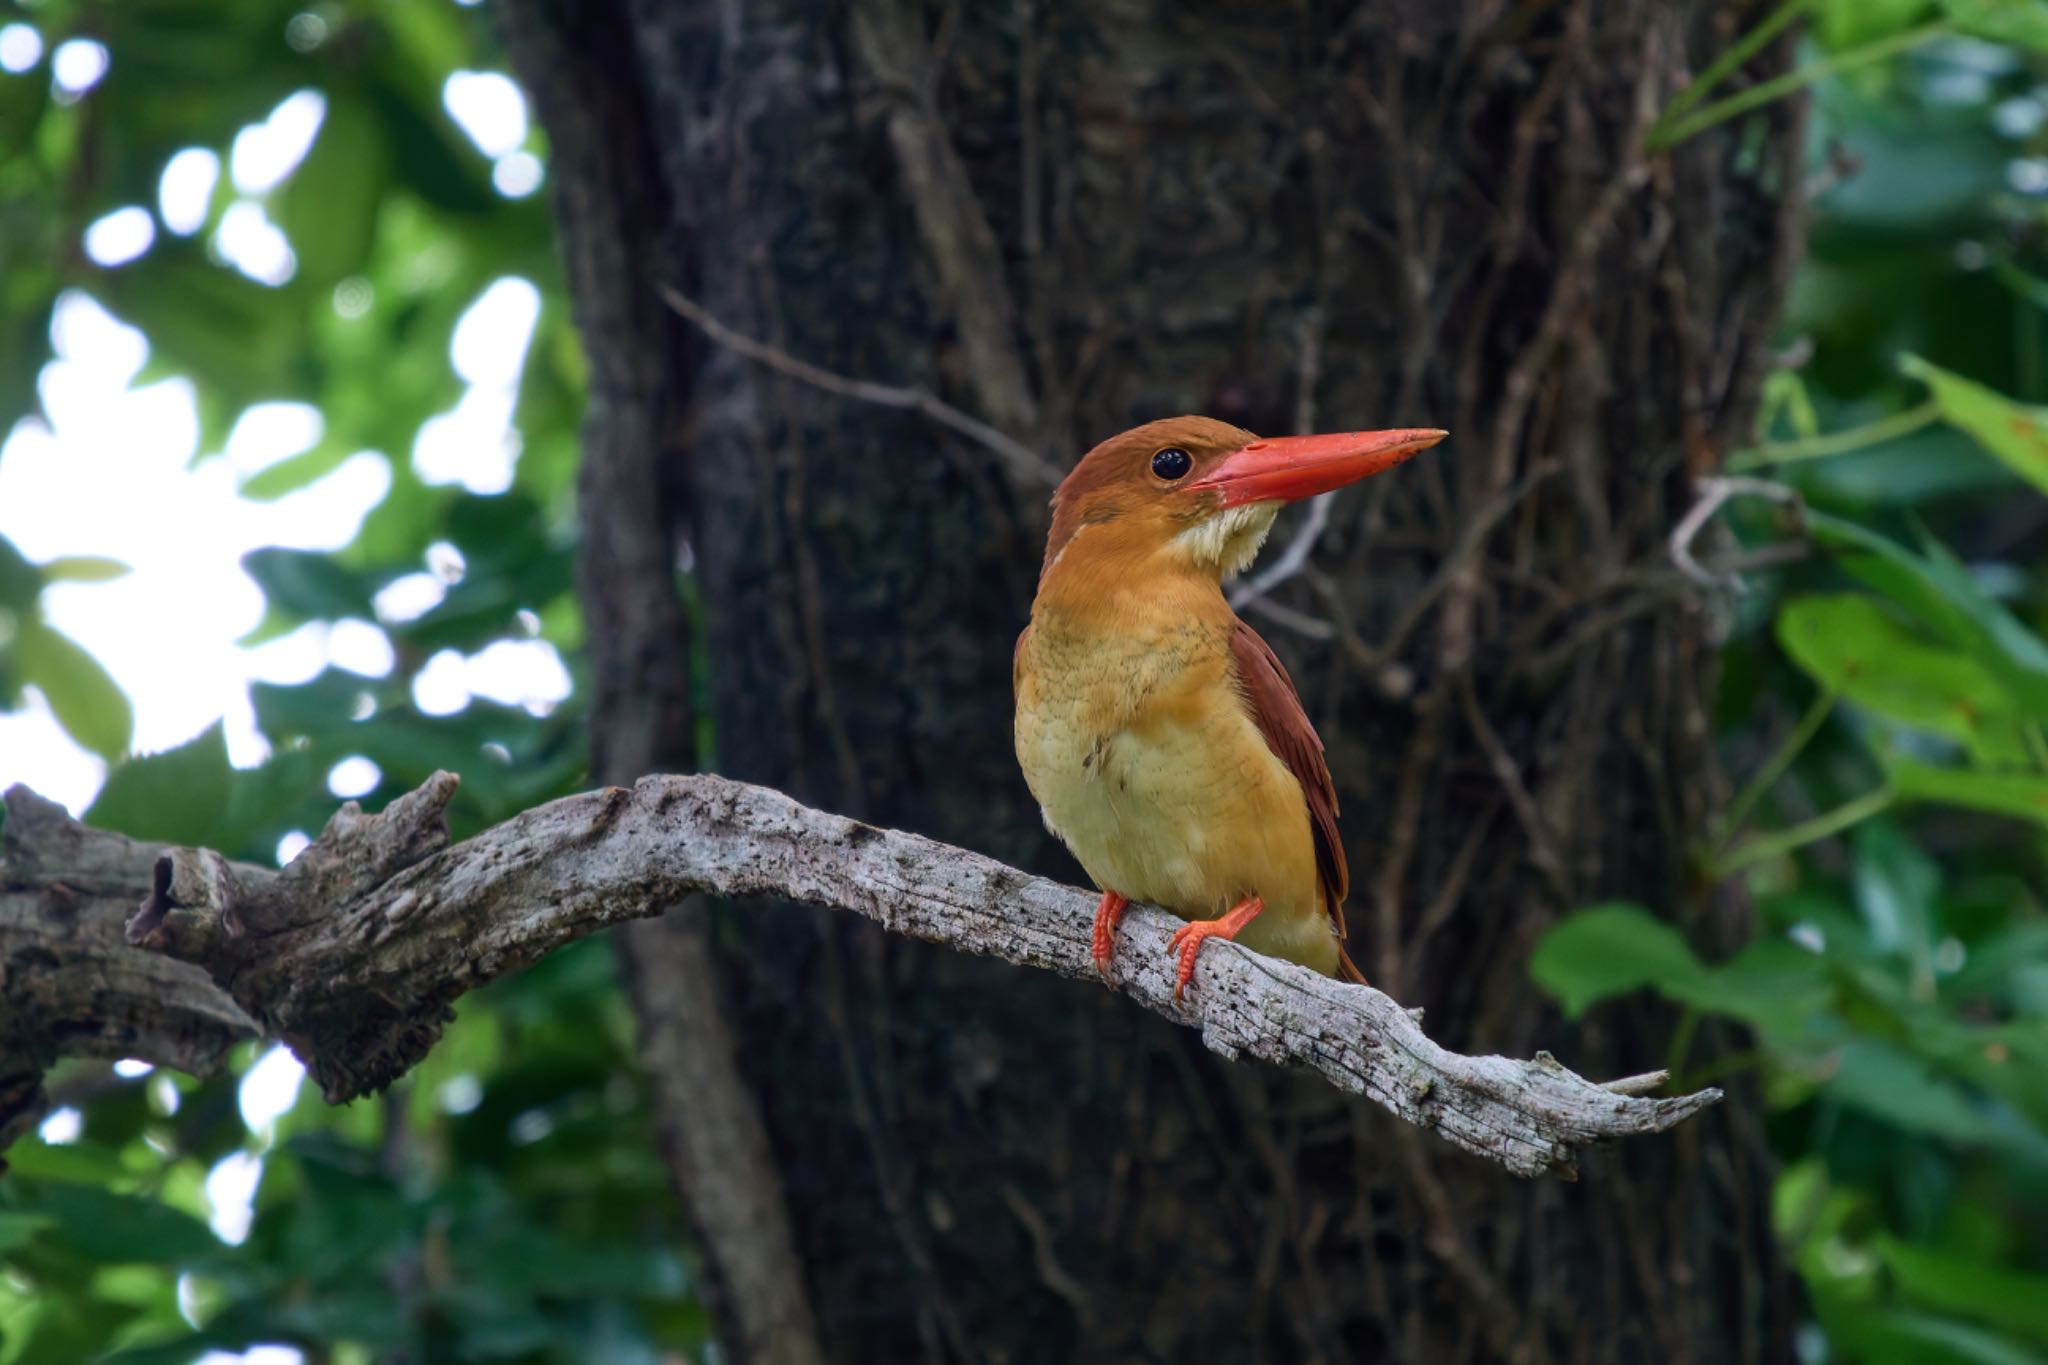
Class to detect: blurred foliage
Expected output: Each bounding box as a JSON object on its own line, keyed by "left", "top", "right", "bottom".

{"left": 1539, "top": 6, "right": 2048, "bottom": 1364}
{"left": 0, "top": 954, "right": 697, "bottom": 1365}
{"left": 0, "top": 1, "right": 699, "bottom": 1360}
{"left": 0, "top": 534, "right": 133, "bottom": 761}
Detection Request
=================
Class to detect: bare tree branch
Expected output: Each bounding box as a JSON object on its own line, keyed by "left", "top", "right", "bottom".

{"left": 1228, "top": 308, "right": 1331, "bottom": 612}
{"left": 1669, "top": 475, "right": 1802, "bottom": 591}
{"left": 3, "top": 774, "right": 1718, "bottom": 1179}
{"left": 658, "top": 285, "right": 1065, "bottom": 490}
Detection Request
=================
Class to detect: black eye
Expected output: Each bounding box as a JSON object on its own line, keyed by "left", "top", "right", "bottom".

{"left": 1151, "top": 447, "right": 1193, "bottom": 480}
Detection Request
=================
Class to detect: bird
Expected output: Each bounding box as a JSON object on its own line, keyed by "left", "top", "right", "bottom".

{"left": 1013, "top": 415, "right": 1446, "bottom": 1000}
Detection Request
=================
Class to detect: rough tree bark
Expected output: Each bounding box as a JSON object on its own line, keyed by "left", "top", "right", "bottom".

{"left": 505, "top": 1, "right": 1806, "bottom": 1361}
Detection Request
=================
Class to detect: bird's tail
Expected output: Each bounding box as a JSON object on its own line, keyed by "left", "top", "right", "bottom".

{"left": 1336, "top": 946, "right": 1369, "bottom": 986}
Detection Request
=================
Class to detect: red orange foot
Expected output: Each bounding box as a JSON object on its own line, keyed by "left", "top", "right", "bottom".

{"left": 1167, "top": 895, "right": 1265, "bottom": 1002}
{"left": 1090, "top": 890, "right": 1131, "bottom": 982}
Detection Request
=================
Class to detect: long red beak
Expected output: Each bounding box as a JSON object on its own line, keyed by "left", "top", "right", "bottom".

{"left": 1187, "top": 428, "right": 1447, "bottom": 507}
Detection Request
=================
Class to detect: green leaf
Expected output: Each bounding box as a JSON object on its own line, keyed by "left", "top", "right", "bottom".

{"left": 1886, "top": 758, "right": 2048, "bottom": 829}
{"left": 1807, "top": 511, "right": 2048, "bottom": 717}
{"left": 15, "top": 619, "right": 133, "bottom": 760}
{"left": 219, "top": 746, "right": 330, "bottom": 852}
{"left": 241, "top": 548, "right": 381, "bottom": 622}
{"left": 0, "top": 1138, "right": 129, "bottom": 1184}
{"left": 1775, "top": 594, "right": 2030, "bottom": 763}
{"left": 86, "top": 723, "right": 233, "bottom": 847}
{"left": 538, "top": 591, "right": 584, "bottom": 652}
{"left": 237, "top": 439, "right": 356, "bottom": 501}
{"left": 92, "top": 1, "right": 296, "bottom": 149}
{"left": 349, "top": 459, "right": 449, "bottom": 565}
{"left": 31, "top": 1185, "right": 220, "bottom": 1263}
{"left": 1937, "top": 0, "right": 2048, "bottom": 49}
{"left": 368, "top": 74, "right": 499, "bottom": 215}
{"left": 1666, "top": 938, "right": 1834, "bottom": 1035}
{"left": 1819, "top": 0, "right": 1938, "bottom": 49}
{"left": 0, "top": 293, "right": 58, "bottom": 452}
{"left": 1528, "top": 902, "right": 1709, "bottom": 1017}
{"left": 1911, "top": 530, "right": 2048, "bottom": 706}
{"left": 1527, "top": 911, "right": 1829, "bottom": 1034}
{"left": 1779, "top": 428, "right": 2010, "bottom": 507}
{"left": 1836, "top": 1307, "right": 2048, "bottom": 1365}
{"left": 0, "top": 1211, "right": 54, "bottom": 1254}
{"left": 0, "top": 1300, "right": 126, "bottom": 1365}
{"left": 96, "top": 1293, "right": 412, "bottom": 1363}
{"left": 94, "top": 1336, "right": 226, "bottom": 1365}
{"left": 1946, "top": 922, "right": 2048, "bottom": 1000}
{"left": 92, "top": 245, "right": 304, "bottom": 403}
{"left": 249, "top": 668, "right": 378, "bottom": 741}
{"left": 0, "top": 533, "right": 39, "bottom": 612}
{"left": 1825, "top": 1040, "right": 2048, "bottom": 1155}
{"left": 1759, "top": 367, "right": 1821, "bottom": 441}
{"left": 278, "top": 91, "right": 390, "bottom": 285}
{"left": 37, "top": 556, "right": 130, "bottom": 583}
{"left": 459, "top": 1228, "right": 687, "bottom": 1299}
{"left": 1853, "top": 821, "right": 1938, "bottom": 971}
{"left": 1901, "top": 353, "right": 2048, "bottom": 497}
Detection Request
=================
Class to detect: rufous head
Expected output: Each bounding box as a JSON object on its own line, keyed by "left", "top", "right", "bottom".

{"left": 1040, "top": 415, "right": 1445, "bottom": 584}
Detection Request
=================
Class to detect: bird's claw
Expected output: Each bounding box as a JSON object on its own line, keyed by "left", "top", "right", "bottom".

{"left": 1168, "top": 895, "right": 1264, "bottom": 1002}
{"left": 1090, "top": 889, "right": 1130, "bottom": 985}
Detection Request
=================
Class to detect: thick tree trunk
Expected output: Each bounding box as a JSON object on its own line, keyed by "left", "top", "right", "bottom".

{"left": 518, "top": 1, "right": 1805, "bottom": 1360}
{"left": 498, "top": 7, "right": 828, "bottom": 1363}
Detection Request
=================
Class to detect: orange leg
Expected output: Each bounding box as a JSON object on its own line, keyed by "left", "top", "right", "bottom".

{"left": 1166, "top": 895, "right": 1265, "bottom": 1002}
{"left": 1090, "top": 890, "right": 1131, "bottom": 981}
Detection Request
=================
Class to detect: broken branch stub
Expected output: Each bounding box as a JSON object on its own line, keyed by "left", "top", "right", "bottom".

{"left": 0, "top": 786, "right": 259, "bottom": 1149}
{"left": 125, "top": 772, "right": 464, "bottom": 1102}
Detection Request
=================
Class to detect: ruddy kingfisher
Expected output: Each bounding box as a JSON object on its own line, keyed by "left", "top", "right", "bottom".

{"left": 1013, "top": 415, "right": 1446, "bottom": 999}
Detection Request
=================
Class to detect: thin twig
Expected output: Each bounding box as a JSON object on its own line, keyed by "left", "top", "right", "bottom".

{"left": 1712, "top": 685, "right": 1837, "bottom": 853}
{"left": 1598, "top": 1070, "right": 1674, "bottom": 1098}
{"left": 1238, "top": 594, "right": 1336, "bottom": 640}
{"left": 1712, "top": 782, "right": 1896, "bottom": 879}
{"left": 1648, "top": 21, "right": 1949, "bottom": 151}
{"left": 1457, "top": 672, "right": 1571, "bottom": 902}
{"left": 1346, "top": 463, "right": 1559, "bottom": 674}
{"left": 1668, "top": 475, "right": 1801, "bottom": 592}
{"left": 998, "top": 1183, "right": 1096, "bottom": 1332}
{"left": 1231, "top": 492, "right": 1335, "bottom": 609}
{"left": 1728, "top": 400, "right": 1939, "bottom": 471}
{"left": 659, "top": 284, "right": 1065, "bottom": 490}
{"left": 1230, "top": 310, "right": 1334, "bottom": 611}
{"left": 1653, "top": 0, "right": 1811, "bottom": 129}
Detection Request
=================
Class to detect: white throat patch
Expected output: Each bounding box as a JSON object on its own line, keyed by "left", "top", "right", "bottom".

{"left": 1170, "top": 501, "right": 1281, "bottom": 580}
